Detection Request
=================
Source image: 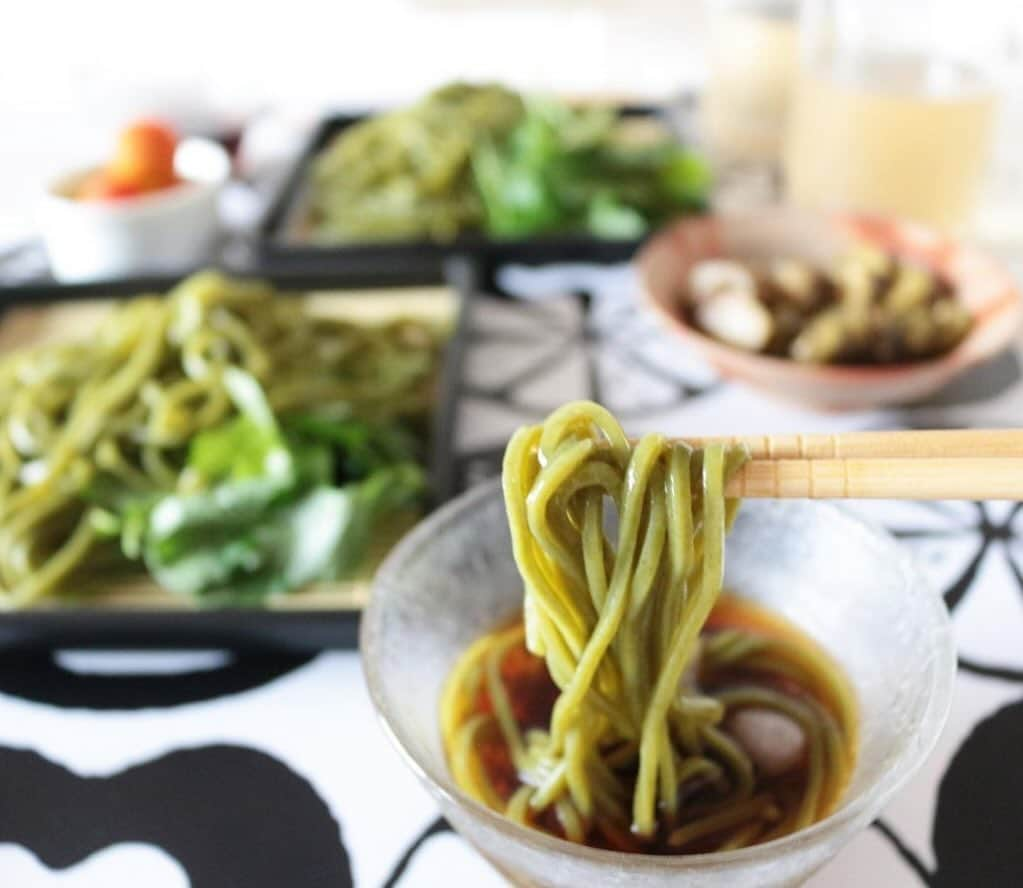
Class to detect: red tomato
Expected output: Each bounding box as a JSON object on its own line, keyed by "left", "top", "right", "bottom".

{"left": 108, "top": 120, "right": 179, "bottom": 192}
{"left": 77, "top": 170, "right": 144, "bottom": 201}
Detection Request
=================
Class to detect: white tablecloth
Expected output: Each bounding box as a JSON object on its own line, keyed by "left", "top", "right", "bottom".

{"left": 0, "top": 263, "right": 1021, "bottom": 887}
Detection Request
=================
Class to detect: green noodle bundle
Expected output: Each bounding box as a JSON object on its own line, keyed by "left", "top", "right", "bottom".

{"left": 308, "top": 83, "right": 525, "bottom": 241}
{"left": 442, "top": 401, "right": 855, "bottom": 852}
{"left": 305, "top": 81, "right": 710, "bottom": 244}
{"left": 0, "top": 271, "right": 444, "bottom": 608}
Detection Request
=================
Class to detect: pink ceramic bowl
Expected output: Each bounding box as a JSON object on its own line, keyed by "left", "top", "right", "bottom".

{"left": 637, "top": 210, "right": 1023, "bottom": 411}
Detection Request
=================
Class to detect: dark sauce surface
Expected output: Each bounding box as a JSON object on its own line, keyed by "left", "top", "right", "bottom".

{"left": 463, "top": 596, "right": 852, "bottom": 855}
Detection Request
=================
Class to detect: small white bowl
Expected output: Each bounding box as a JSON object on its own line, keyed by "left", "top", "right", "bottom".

{"left": 38, "top": 138, "right": 230, "bottom": 282}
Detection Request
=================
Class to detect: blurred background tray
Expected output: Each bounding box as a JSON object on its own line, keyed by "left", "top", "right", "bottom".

{"left": 0, "top": 269, "right": 468, "bottom": 652}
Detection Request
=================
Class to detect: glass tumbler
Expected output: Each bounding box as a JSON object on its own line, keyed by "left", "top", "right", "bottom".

{"left": 784, "top": 0, "right": 1003, "bottom": 231}
{"left": 702, "top": 0, "right": 801, "bottom": 170}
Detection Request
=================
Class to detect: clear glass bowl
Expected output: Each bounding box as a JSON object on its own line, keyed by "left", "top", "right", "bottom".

{"left": 362, "top": 481, "right": 956, "bottom": 888}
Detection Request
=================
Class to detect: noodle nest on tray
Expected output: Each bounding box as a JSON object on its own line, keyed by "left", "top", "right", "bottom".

{"left": 0, "top": 271, "right": 443, "bottom": 609}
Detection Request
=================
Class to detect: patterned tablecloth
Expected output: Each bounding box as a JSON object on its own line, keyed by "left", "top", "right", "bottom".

{"left": 1, "top": 261, "right": 1022, "bottom": 888}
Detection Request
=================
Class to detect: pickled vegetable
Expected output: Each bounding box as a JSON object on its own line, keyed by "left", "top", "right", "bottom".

{"left": 686, "top": 247, "right": 971, "bottom": 365}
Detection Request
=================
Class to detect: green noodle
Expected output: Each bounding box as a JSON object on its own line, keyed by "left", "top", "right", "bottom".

{"left": 0, "top": 271, "right": 443, "bottom": 608}
{"left": 308, "top": 83, "right": 525, "bottom": 242}
{"left": 441, "top": 401, "right": 856, "bottom": 852}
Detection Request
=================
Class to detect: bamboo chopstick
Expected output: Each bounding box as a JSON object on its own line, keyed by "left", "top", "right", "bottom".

{"left": 668, "top": 429, "right": 1023, "bottom": 500}
{"left": 685, "top": 429, "right": 1023, "bottom": 461}
{"left": 724, "top": 456, "right": 1023, "bottom": 500}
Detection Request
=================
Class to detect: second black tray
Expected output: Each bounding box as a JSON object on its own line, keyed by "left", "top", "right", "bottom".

{"left": 0, "top": 265, "right": 470, "bottom": 652}
{"left": 255, "top": 106, "right": 686, "bottom": 283}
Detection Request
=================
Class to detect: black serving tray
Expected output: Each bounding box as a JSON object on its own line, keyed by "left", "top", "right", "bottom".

{"left": 0, "top": 264, "right": 470, "bottom": 652}
{"left": 254, "top": 106, "right": 687, "bottom": 282}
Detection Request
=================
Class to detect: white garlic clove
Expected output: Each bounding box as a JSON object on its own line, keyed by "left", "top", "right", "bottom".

{"left": 695, "top": 292, "right": 773, "bottom": 352}
{"left": 689, "top": 259, "right": 756, "bottom": 303}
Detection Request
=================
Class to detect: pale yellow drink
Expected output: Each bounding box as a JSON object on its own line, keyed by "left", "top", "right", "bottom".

{"left": 784, "top": 52, "right": 997, "bottom": 231}
{"left": 702, "top": 2, "right": 800, "bottom": 165}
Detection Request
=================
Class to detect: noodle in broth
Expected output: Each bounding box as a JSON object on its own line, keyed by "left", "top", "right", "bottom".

{"left": 442, "top": 401, "right": 855, "bottom": 853}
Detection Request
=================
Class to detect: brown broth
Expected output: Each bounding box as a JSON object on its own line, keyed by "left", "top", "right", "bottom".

{"left": 455, "top": 595, "right": 856, "bottom": 854}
